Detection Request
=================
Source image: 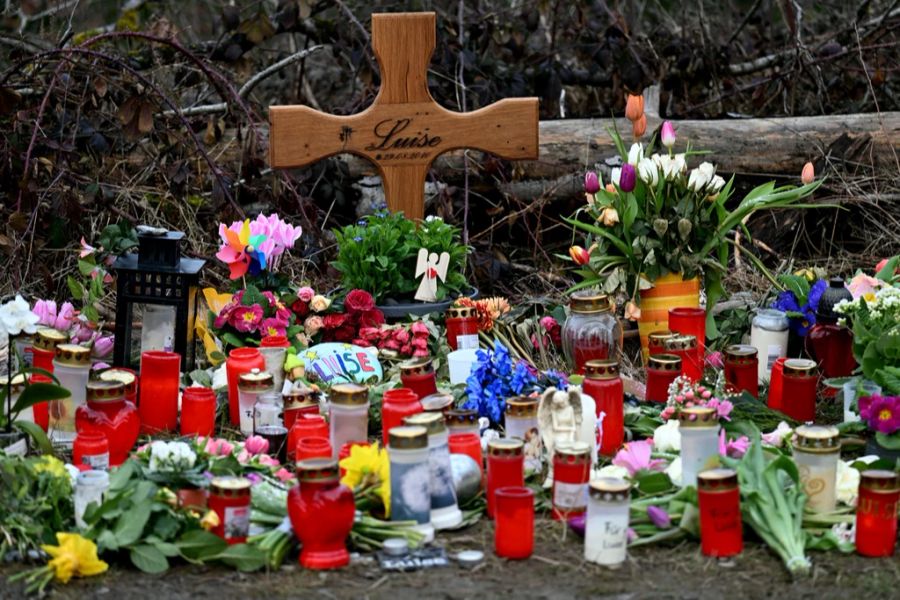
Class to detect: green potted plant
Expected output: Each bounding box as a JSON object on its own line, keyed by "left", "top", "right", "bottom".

{"left": 332, "top": 210, "right": 472, "bottom": 317}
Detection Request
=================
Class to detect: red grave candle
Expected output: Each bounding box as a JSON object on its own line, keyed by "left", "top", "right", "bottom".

{"left": 99, "top": 369, "right": 138, "bottom": 404}
{"left": 30, "top": 327, "right": 68, "bottom": 431}
{"left": 287, "top": 415, "right": 329, "bottom": 463}
{"left": 855, "top": 470, "right": 900, "bottom": 557}
{"left": 180, "top": 386, "right": 217, "bottom": 437}
{"left": 724, "top": 345, "right": 759, "bottom": 397}
{"left": 647, "top": 331, "right": 676, "bottom": 357}
{"left": 697, "top": 468, "right": 743, "bottom": 557}
{"left": 75, "top": 380, "right": 140, "bottom": 466}
{"left": 288, "top": 459, "right": 356, "bottom": 569}
{"left": 225, "top": 347, "right": 265, "bottom": 427}
{"left": 282, "top": 389, "right": 320, "bottom": 430}
{"left": 380, "top": 388, "right": 424, "bottom": 447}
{"left": 551, "top": 442, "right": 591, "bottom": 520}
{"left": 260, "top": 335, "right": 291, "bottom": 348}
{"left": 583, "top": 359, "right": 624, "bottom": 456}
{"left": 767, "top": 357, "right": 788, "bottom": 412}
{"left": 664, "top": 334, "right": 702, "bottom": 381}
{"left": 561, "top": 292, "right": 622, "bottom": 375}
{"left": 399, "top": 358, "right": 438, "bottom": 400}
{"left": 72, "top": 430, "right": 110, "bottom": 472}
{"left": 449, "top": 432, "right": 483, "bottom": 476}
{"left": 208, "top": 477, "right": 252, "bottom": 545}
{"left": 486, "top": 439, "right": 524, "bottom": 519}
{"left": 138, "top": 351, "right": 181, "bottom": 434}
{"left": 780, "top": 359, "right": 818, "bottom": 422}
{"left": 494, "top": 487, "right": 535, "bottom": 559}
{"left": 668, "top": 307, "right": 706, "bottom": 369}
{"left": 645, "top": 354, "right": 682, "bottom": 403}
{"left": 296, "top": 437, "right": 333, "bottom": 461}
{"left": 445, "top": 306, "right": 480, "bottom": 350}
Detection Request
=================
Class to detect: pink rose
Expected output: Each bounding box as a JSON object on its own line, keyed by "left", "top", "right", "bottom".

{"left": 394, "top": 329, "right": 410, "bottom": 344}
{"left": 410, "top": 321, "right": 428, "bottom": 335}
{"left": 297, "top": 286, "right": 315, "bottom": 303}
{"left": 412, "top": 348, "right": 429, "bottom": 358}
{"left": 258, "top": 454, "right": 280, "bottom": 467}
{"left": 244, "top": 435, "right": 270, "bottom": 455}
{"left": 274, "top": 467, "right": 295, "bottom": 482}
{"left": 204, "top": 438, "right": 234, "bottom": 456}
{"left": 411, "top": 337, "right": 427, "bottom": 350}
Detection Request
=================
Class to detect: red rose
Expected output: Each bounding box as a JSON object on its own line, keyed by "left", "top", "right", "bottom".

{"left": 357, "top": 308, "right": 385, "bottom": 328}
{"left": 292, "top": 299, "right": 310, "bottom": 318}
{"left": 333, "top": 325, "right": 357, "bottom": 343}
{"left": 323, "top": 313, "right": 348, "bottom": 330}
{"left": 345, "top": 289, "right": 376, "bottom": 313}
{"left": 352, "top": 339, "right": 371, "bottom": 347}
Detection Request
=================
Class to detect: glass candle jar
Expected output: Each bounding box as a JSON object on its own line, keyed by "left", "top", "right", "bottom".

{"left": 381, "top": 388, "right": 423, "bottom": 447}
{"left": 446, "top": 408, "right": 480, "bottom": 436}
{"left": 504, "top": 397, "right": 541, "bottom": 473}
{"left": 668, "top": 307, "right": 706, "bottom": 369}
{"left": 328, "top": 383, "right": 369, "bottom": 459}
{"left": 50, "top": 344, "right": 92, "bottom": 446}
{"left": 404, "top": 412, "right": 463, "bottom": 530}
{"left": 855, "top": 470, "right": 900, "bottom": 557}
{"left": 724, "top": 345, "right": 759, "bottom": 398}
{"left": 664, "top": 334, "right": 702, "bottom": 381}
{"left": 494, "top": 487, "right": 535, "bottom": 559}
{"left": 288, "top": 415, "right": 329, "bottom": 463}
{"left": 792, "top": 424, "right": 840, "bottom": 513}
{"left": 781, "top": 359, "right": 818, "bottom": 422}
{"left": 296, "top": 436, "right": 333, "bottom": 461}
{"left": 647, "top": 330, "right": 676, "bottom": 357}
{"left": 1, "top": 374, "right": 27, "bottom": 423}
{"left": 139, "top": 351, "right": 181, "bottom": 434}
{"left": 254, "top": 392, "right": 282, "bottom": 432}
{"left": 562, "top": 292, "right": 623, "bottom": 374}
{"left": 74, "top": 470, "right": 109, "bottom": 529}
{"left": 551, "top": 441, "right": 591, "bottom": 520}
{"left": 76, "top": 380, "right": 139, "bottom": 467}
{"left": 260, "top": 335, "right": 291, "bottom": 393}
{"left": 399, "top": 358, "right": 439, "bottom": 400}
{"left": 678, "top": 407, "right": 720, "bottom": 488}
{"left": 208, "top": 476, "right": 252, "bottom": 544}
{"left": 226, "top": 347, "right": 265, "bottom": 427}
{"left": 288, "top": 458, "right": 355, "bottom": 569}
{"left": 486, "top": 439, "right": 524, "bottom": 519}
{"left": 750, "top": 308, "right": 789, "bottom": 383}
{"left": 99, "top": 368, "right": 138, "bottom": 404}
{"left": 843, "top": 379, "right": 882, "bottom": 423}
{"left": 697, "top": 468, "right": 743, "bottom": 557}
{"left": 449, "top": 431, "right": 483, "bottom": 476}
{"left": 421, "top": 393, "right": 454, "bottom": 415}
{"left": 140, "top": 304, "right": 176, "bottom": 354}
{"left": 806, "top": 278, "right": 856, "bottom": 380}
{"left": 180, "top": 387, "right": 217, "bottom": 437}
{"left": 72, "top": 430, "right": 109, "bottom": 472}
{"left": 445, "top": 306, "right": 480, "bottom": 351}
{"left": 767, "top": 357, "right": 788, "bottom": 412}
{"left": 31, "top": 327, "right": 68, "bottom": 431}
{"left": 585, "top": 477, "right": 631, "bottom": 567}
{"left": 645, "top": 354, "right": 681, "bottom": 403}
{"left": 256, "top": 424, "right": 289, "bottom": 464}
{"left": 387, "top": 425, "right": 435, "bottom": 543}
{"left": 282, "top": 388, "right": 320, "bottom": 429}
{"left": 237, "top": 369, "right": 274, "bottom": 436}
{"left": 13, "top": 334, "right": 34, "bottom": 370}
{"left": 583, "top": 359, "right": 624, "bottom": 456}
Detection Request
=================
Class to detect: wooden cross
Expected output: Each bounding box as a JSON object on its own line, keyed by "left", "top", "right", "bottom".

{"left": 268, "top": 12, "right": 539, "bottom": 221}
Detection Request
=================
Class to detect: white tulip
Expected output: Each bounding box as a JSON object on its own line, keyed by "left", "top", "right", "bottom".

{"left": 637, "top": 157, "right": 659, "bottom": 186}
{"left": 665, "top": 457, "right": 682, "bottom": 486}
{"left": 835, "top": 460, "right": 860, "bottom": 506}
{"left": 627, "top": 143, "right": 644, "bottom": 166}
{"left": 709, "top": 175, "right": 726, "bottom": 192}
{"left": 697, "top": 161, "right": 716, "bottom": 180}
{"left": 687, "top": 166, "right": 712, "bottom": 191}
{"left": 652, "top": 419, "right": 681, "bottom": 452}
{"left": 610, "top": 167, "right": 622, "bottom": 187}
{"left": 672, "top": 153, "right": 687, "bottom": 175}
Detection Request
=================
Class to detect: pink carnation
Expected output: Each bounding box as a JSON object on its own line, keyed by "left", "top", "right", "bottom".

{"left": 204, "top": 438, "right": 234, "bottom": 456}
{"left": 297, "top": 286, "right": 315, "bottom": 303}
{"left": 410, "top": 321, "right": 429, "bottom": 335}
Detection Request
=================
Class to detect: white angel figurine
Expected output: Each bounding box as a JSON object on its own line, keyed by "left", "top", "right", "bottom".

{"left": 537, "top": 386, "right": 583, "bottom": 486}
{"left": 414, "top": 248, "right": 450, "bottom": 302}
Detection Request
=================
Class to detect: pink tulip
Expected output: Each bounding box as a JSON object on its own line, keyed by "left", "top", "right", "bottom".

{"left": 204, "top": 438, "right": 235, "bottom": 456}
{"left": 801, "top": 162, "right": 815, "bottom": 184}
{"left": 244, "top": 435, "right": 270, "bottom": 456}
{"left": 274, "top": 467, "right": 294, "bottom": 482}
{"left": 584, "top": 171, "right": 600, "bottom": 194}
{"left": 660, "top": 121, "right": 676, "bottom": 148}
{"left": 92, "top": 335, "right": 114, "bottom": 358}
{"left": 612, "top": 439, "right": 666, "bottom": 476}
{"left": 54, "top": 302, "right": 76, "bottom": 331}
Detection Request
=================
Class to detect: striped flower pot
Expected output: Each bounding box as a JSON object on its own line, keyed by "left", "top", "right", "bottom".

{"left": 637, "top": 273, "right": 701, "bottom": 362}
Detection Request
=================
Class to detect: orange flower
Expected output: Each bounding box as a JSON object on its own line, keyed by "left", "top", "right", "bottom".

{"left": 801, "top": 161, "right": 815, "bottom": 184}
{"left": 632, "top": 114, "right": 647, "bottom": 139}
{"left": 625, "top": 94, "right": 644, "bottom": 122}
{"left": 605, "top": 183, "right": 617, "bottom": 194}
{"left": 482, "top": 296, "right": 511, "bottom": 320}
{"left": 569, "top": 245, "right": 591, "bottom": 265}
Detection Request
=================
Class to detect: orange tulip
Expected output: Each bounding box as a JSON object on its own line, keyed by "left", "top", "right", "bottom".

{"left": 632, "top": 114, "right": 647, "bottom": 139}
{"left": 801, "top": 161, "right": 815, "bottom": 184}
{"left": 605, "top": 183, "right": 617, "bottom": 194}
{"left": 569, "top": 245, "right": 591, "bottom": 265}
{"left": 625, "top": 94, "right": 644, "bottom": 122}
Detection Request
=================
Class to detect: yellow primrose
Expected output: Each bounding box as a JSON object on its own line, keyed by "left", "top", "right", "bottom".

{"left": 41, "top": 533, "right": 108, "bottom": 584}
{"left": 33, "top": 456, "right": 68, "bottom": 479}
{"left": 863, "top": 292, "right": 876, "bottom": 303}
{"left": 793, "top": 268, "right": 815, "bottom": 282}
{"left": 200, "top": 510, "right": 221, "bottom": 531}
{"left": 340, "top": 442, "right": 391, "bottom": 516}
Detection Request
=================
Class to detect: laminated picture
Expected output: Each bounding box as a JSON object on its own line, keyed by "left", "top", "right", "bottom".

{"left": 427, "top": 445, "right": 458, "bottom": 509}
{"left": 390, "top": 462, "right": 431, "bottom": 523}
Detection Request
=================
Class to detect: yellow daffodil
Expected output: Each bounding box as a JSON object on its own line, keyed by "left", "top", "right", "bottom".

{"left": 41, "top": 533, "right": 108, "bottom": 584}
{"left": 200, "top": 510, "right": 221, "bottom": 531}
{"left": 794, "top": 268, "right": 816, "bottom": 282}
{"left": 33, "top": 456, "right": 67, "bottom": 479}
{"left": 340, "top": 443, "right": 391, "bottom": 516}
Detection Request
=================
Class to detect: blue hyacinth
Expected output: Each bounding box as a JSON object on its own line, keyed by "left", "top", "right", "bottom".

{"left": 463, "top": 341, "right": 538, "bottom": 425}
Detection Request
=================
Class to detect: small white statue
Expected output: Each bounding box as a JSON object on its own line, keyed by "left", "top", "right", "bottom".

{"left": 538, "top": 386, "right": 585, "bottom": 486}
{"left": 414, "top": 248, "right": 450, "bottom": 302}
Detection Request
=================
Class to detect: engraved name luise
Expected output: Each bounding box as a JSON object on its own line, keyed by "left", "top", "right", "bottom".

{"left": 362, "top": 118, "right": 442, "bottom": 160}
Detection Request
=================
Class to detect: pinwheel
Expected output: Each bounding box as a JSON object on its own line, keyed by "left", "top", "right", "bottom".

{"left": 216, "top": 220, "right": 268, "bottom": 279}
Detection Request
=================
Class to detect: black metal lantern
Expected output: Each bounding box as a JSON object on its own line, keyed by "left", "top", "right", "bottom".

{"left": 112, "top": 227, "right": 205, "bottom": 371}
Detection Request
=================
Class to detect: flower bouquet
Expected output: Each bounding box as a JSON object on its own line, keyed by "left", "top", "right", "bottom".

{"left": 463, "top": 341, "right": 538, "bottom": 425}
{"left": 215, "top": 214, "right": 303, "bottom": 293}
{"left": 207, "top": 286, "right": 302, "bottom": 351}
{"left": 770, "top": 270, "right": 828, "bottom": 337}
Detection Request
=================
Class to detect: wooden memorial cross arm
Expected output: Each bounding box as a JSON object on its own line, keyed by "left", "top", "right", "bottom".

{"left": 268, "top": 12, "right": 539, "bottom": 221}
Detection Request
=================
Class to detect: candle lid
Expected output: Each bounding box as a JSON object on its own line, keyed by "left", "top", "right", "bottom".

{"left": 782, "top": 358, "right": 817, "bottom": 376}
{"left": 859, "top": 470, "right": 900, "bottom": 493}
{"left": 584, "top": 359, "right": 619, "bottom": 380}
{"left": 664, "top": 334, "right": 697, "bottom": 351}
{"left": 753, "top": 308, "right": 790, "bottom": 330}
{"left": 569, "top": 291, "right": 612, "bottom": 314}
{"left": 487, "top": 438, "right": 523, "bottom": 457}
{"left": 382, "top": 538, "right": 409, "bottom": 556}
{"left": 210, "top": 476, "right": 251, "bottom": 497}
{"left": 329, "top": 383, "right": 369, "bottom": 405}
{"left": 0, "top": 373, "right": 26, "bottom": 393}
{"left": 296, "top": 458, "right": 339, "bottom": 481}
{"left": 724, "top": 344, "right": 758, "bottom": 360}
{"left": 86, "top": 380, "right": 126, "bottom": 402}
{"left": 388, "top": 425, "right": 429, "bottom": 449}
{"left": 238, "top": 368, "right": 274, "bottom": 391}
{"left": 54, "top": 343, "right": 91, "bottom": 366}
{"left": 283, "top": 387, "right": 319, "bottom": 410}
{"left": 446, "top": 408, "right": 479, "bottom": 429}
{"left": 421, "top": 393, "right": 454, "bottom": 412}
{"left": 399, "top": 357, "right": 434, "bottom": 376}
{"left": 403, "top": 411, "right": 446, "bottom": 435}
{"left": 647, "top": 330, "right": 676, "bottom": 347}
{"left": 34, "top": 327, "right": 68, "bottom": 351}
{"left": 99, "top": 368, "right": 137, "bottom": 389}
{"left": 446, "top": 306, "right": 477, "bottom": 319}
{"left": 677, "top": 407, "right": 718, "bottom": 428}
{"left": 456, "top": 550, "right": 484, "bottom": 567}
{"left": 588, "top": 477, "right": 631, "bottom": 501}
{"left": 697, "top": 468, "right": 738, "bottom": 492}
{"left": 647, "top": 353, "right": 681, "bottom": 371}
{"left": 505, "top": 396, "right": 538, "bottom": 418}
{"left": 792, "top": 424, "right": 840, "bottom": 453}
{"left": 554, "top": 440, "right": 591, "bottom": 457}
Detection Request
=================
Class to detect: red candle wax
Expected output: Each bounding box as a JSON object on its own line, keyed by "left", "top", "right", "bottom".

{"left": 668, "top": 307, "right": 706, "bottom": 369}
{"left": 296, "top": 436, "right": 333, "bottom": 461}
{"left": 399, "top": 358, "right": 438, "bottom": 400}
{"left": 806, "top": 322, "right": 857, "bottom": 379}
{"left": 76, "top": 380, "right": 140, "bottom": 466}
{"left": 724, "top": 345, "right": 759, "bottom": 397}
{"left": 30, "top": 328, "right": 69, "bottom": 432}
{"left": 288, "top": 459, "right": 355, "bottom": 569}
{"left": 381, "top": 388, "right": 423, "bottom": 447}
{"left": 767, "top": 357, "right": 787, "bottom": 411}
{"left": 551, "top": 444, "right": 591, "bottom": 520}
{"left": 697, "top": 468, "right": 743, "bottom": 557}
{"left": 138, "top": 351, "right": 181, "bottom": 434}
{"left": 645, "top": 354, "right": 681, "bottom": 403}
{"left": 287, "top": 415, "right": 329, "bottom": 463}
{"left": 583, "top": 359, "right": 624, "bottom": 456}
{"left": 855, "top": 470, "right": 899, "bottom": 557}
{"left": 260, "top": 335, "right": 291, "bottom": 348}
{"left": 449, "top": 432, "right": 483, "bottom": 476}
{"left": 225, "top": 347, "right": 265, "bottom": 427}
{"left": 486, "top": 439, "right": 524, "bottom": 519}
{"left": 72, "top": 430, "right": 110, "bottom": 472}
{"left": 494, "top": 486, "right": 534, "bottom": 559}
{"left": 780, "top": 359, "right": 818, "bottom": 422}
{"left": 180, "top": 387, "right": 217, "bottom": 437}
{"left": 208, "top": 477, "right": 252, "bottom": 545}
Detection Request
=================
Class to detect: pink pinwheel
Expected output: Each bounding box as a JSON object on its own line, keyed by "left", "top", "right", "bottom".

{"left": 612, "top": 439, "right": 666, "bottom": 477}
{"left": 216, "top": 220, "right": 268, "bottom": 279}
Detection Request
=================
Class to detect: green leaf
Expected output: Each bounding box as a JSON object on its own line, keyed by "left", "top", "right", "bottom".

{"left": 12, "top": 420, "right": 53, "bottom": 455}
{"left": 130, "top": 544, "right": 169, "bottom": 573}
{"left": 11, "top": 382, "right": 70, "bottom": 416}
{"left": 213, "top": 543, "right": 268, "bottom": 572}
{"left": 635, "top": 470, "right": 674, "bottom": 494}
{"left": 221, "top": 331, "right": 245, "bottom": 349}
{"left": 875, "top": 256, "right": 899, "bottom": 282}
{"left": 67, "top": 275, "right": 85, "bottom": 300}
{"left": 177, "top": 529, "right": 227, "bottom": 560}
{"left": 78, "top": 258, "right": 97, "bottom": 276}
{"left": 875, "top": 432, "right": 900, "bottom": 450}
{"left": 114, "top": 499, "right": 152, "bottom": 546}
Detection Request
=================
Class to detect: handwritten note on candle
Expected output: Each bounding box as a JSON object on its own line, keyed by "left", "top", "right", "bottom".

{"left": 302, "top": 343, "right": 383, "bottom": 385}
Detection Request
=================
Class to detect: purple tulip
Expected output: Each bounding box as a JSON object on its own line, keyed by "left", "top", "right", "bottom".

{"left": 619, "top": 163, "right": 637, "bottom": 192}
{"left": 584, "top": 171, "right": 600, "bottom": 194}
{"left": 567, "top": 513, "right": 586, "bottom": 537}
{"left": 647, "top": 505, "right": 671, "bottom": 529}
{"left": 92, "top": 335, "right": 115, "bottom": 358}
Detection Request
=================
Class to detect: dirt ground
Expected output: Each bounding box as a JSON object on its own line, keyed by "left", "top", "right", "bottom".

{"left": 3, "top": 518, "right": 898, "bottom": 600}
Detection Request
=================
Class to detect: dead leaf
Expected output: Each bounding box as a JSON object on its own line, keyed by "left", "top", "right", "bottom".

{"left": 8, "top": 211, "right": 29, "bottom": 233}
{"left": 117, "top": 96, "right": 155, "bottom": 139}
{"left": 94, "top": 77, "right": 108, "bottom": 98}
{"left": 238, "top": 10, "right": 275, "bottom": 45}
